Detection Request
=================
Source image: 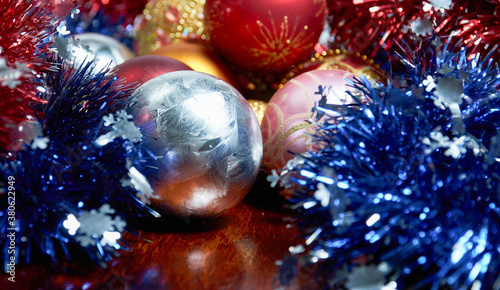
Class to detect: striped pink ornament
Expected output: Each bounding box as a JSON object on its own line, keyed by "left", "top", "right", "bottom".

{"left": 261, "top": 69, "right": 357, "bottom": 172}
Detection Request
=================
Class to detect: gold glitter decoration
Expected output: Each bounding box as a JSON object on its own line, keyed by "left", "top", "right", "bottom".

{"left": 245, "top": 14, "right": 316, "bottom": 73}
{"left": 247, "top": 99, "right": 268, "bottom": 125}
{"left": 134, "top": 0, "right": 206, "bottom": 55}
{"left": 279, "top": 48, "right": 388, "bottom": 89}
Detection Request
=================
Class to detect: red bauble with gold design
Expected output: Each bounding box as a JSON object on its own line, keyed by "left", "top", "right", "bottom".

{"left": 204, "top": 0, "right": 327, "bottom": 73}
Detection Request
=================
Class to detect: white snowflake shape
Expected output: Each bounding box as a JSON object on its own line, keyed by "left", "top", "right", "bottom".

{"left": 267, "top": 169, "right": 280, "bottom": 188}
{"left": 433, "top": 76, "right": 464, "bottom": 109}
{"left": 314, "top": 183, "right": 330, "bottom": 207}
{"left": 423, "top": 132, "right": 481, "bottom": 159}
{"left": 51, "top": 36, "right": 74, "bottom": 61}
{"left": 31, "top": 136, "right": 50, "bottom": 150}
{"left": 100, "top": 231, "right": 122, "bottom": 247}
{"left": 410, "top": 18, "right": 434, "bottom": 37}
{"left": 102, "top": 113, "right": 115, "bottom": 126}
{"left": 74, "top": 204, "right": 127, "bottom": 247}
{"left": 63, "top": 214, "right": 80, "bottom": 235}
{"left": 56, "top": 25, "right": 71, "bottom": 36}
{"left": 429, "top": 0, "right": 452, "bottom": 10}
{"left": 0, "top": 57, "right": 31, "bottom": 89}
{"left": 116, "top": 110, "right": 133, "bottom": 121}
{"left": 95, "top": 110, "right": 143, "bottom": 146}
{"left": 120, "top": 166, "right": 157, "bottom": 204}
{"left": 422, "top": 75, "right": 436, "bottom": 92}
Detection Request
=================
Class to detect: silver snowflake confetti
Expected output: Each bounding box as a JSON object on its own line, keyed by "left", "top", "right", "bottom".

{"left": 71, "top": 204, "right": 127, "bottom": 247}
{"left": 63, "top": 214, "right": 80, "bottom": 235}
{"left": 410, "top": 17, "right": 434, "bottom": 37}
{"left": 100, "top": 231, "right": 122, "bottom": 247}
{"left": 0, "top": 55, "right": 31, "bottom": 89}
{"left": 429, "top": 0, "right": 452, "bottom": 10}
{"left": 95, "top": 110, "right": 143, "bottom": 146}
{"left": 267, "top": 169, "right": 280, "bottom": 188}
{"left": 120, "top": 166, "right": 158, "bottom": 205}
{"left": 314, "top": 183, "right": 330, "bottom": 207}
{"left": 30, "top": 136, "right": 50, "bottom": 150}
{"left": 51, "top": 36, "right": 78, "bottom": 62}
{"left": 423, "top": 132, "right": 482, "bottom": 159}
{"left": 423, "top": 75, "right": 436, "bottom": 92}
{"left": 433, "top": 76, "right": 464, "bottom": 109}
{"left": 56, "top": 25, "right": 71, "bottom": 36}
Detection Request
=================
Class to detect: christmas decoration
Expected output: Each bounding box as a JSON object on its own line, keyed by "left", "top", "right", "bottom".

{"left": 271, "top": 39, "right": 500, "bottom": 289}
{"left": 128, "top": 71, "right": 263, "bottom": 218}
{"left": 435, "top": 2, "right": 500, "bottom": 61}
{"left": 204, "top": 0, "right": 328, "bottom": 73}
{"left": 1, "top": 57, "right": 158, "bottom": 268}
{"left": 280, "top": 48, "right": 387, "bottom": 88}
{"left": 262, "top": 69, "right": 358, "bottom": 172}
{"left": 60, "top": 4, "right": 135, "bottom": 50}
{"left": 247, "top": 99, "right": 268, "bottom": 125}
{"left": 150, "top": 42, "right": 240, "bottom": 90}
{"left": 72, "top": 33, "right": 135, "bottom": 71}
{"left": 2, "top": 0, "right": 500, "bottom": 285}
{"left": 327, "top": 0, "right": 500, "bottom": 60}
{"left": 134, "top": 0, "right": 207, "bottom": 55}
{"left": 114, "top": 55, "right": 193, "bottom": 88}
{"left": 0, "top": 0, "right": 57, "bottom": 152}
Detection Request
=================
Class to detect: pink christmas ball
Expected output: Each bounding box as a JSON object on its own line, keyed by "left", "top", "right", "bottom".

{"left": 261, "top": 69, "right": 357, "bottom": 172}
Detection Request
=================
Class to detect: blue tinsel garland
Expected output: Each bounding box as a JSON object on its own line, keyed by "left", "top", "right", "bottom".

{"left": 274, "top": 39, "right": 500, "bottom": 289}
{"left": 1, "top": 57, "right": 158, "bottom": 269}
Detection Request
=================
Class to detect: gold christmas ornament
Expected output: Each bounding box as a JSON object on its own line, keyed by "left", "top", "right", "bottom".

{"left": 150, "top": 42, "right": 240, "bottom": 90}
{"left": 246, "top": 99, "right": 268, "bottom": 126}
{"left": 134, "top": 0, "right": 207, "bottom": 55}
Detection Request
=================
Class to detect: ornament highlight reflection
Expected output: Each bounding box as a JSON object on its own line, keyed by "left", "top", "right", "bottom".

{"left": 74, "top": 33, "right": 135, "bottom": 71}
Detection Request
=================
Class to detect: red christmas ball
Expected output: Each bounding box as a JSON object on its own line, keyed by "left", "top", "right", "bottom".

{"left": 262, "top": 69, "right": 357, "bottom": 172}
{"left": 204, "top": 0, "right": 328, "bottom": 73}
{"left": 113, "top": 55, "right": 192, "bottom": 87}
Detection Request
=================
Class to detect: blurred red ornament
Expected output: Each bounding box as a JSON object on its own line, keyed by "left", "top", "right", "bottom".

{"left": 261, "top": 69, "right": 357, "bottom": 172}
{"left": 114, "top": 55, "right": 193, "bottom": 88}
{"left": 204, "top": 0, "right": 328, "bottom": 73}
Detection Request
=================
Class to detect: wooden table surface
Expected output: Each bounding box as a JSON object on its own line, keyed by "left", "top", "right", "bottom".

{"left": 1, "top": 172, "right": 322, "bottom": 290}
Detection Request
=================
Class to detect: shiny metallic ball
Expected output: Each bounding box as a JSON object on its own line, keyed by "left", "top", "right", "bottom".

{"left": 73, "top": 33, "right": 135, "bottom": 71}
{"left": 129, "top": 71, "right": 263, "bottom": 219}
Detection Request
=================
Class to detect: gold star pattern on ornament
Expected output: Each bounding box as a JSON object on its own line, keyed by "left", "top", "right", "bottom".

{"left": 246, "top": 12, "right": 316, "bottom": 72}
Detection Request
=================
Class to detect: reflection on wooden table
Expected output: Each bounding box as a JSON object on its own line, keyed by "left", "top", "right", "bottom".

{"left": 1, "top": 172, "right": 322, "bottom": 289}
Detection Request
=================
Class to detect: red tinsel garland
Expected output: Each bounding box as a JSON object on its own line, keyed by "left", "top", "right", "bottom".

{"left": 328, "top": 0, "right": 500, "bottom": 60}
{"left": 0, "top": 0, "right": 57, "bottom": 151}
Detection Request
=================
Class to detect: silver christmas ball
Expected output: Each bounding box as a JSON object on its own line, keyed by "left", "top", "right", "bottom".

{"left": 73, "top": 33, "right": 135, "bottom": 71}
{"left": 129, "top": 71, "right": 263, "bottom": 218}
